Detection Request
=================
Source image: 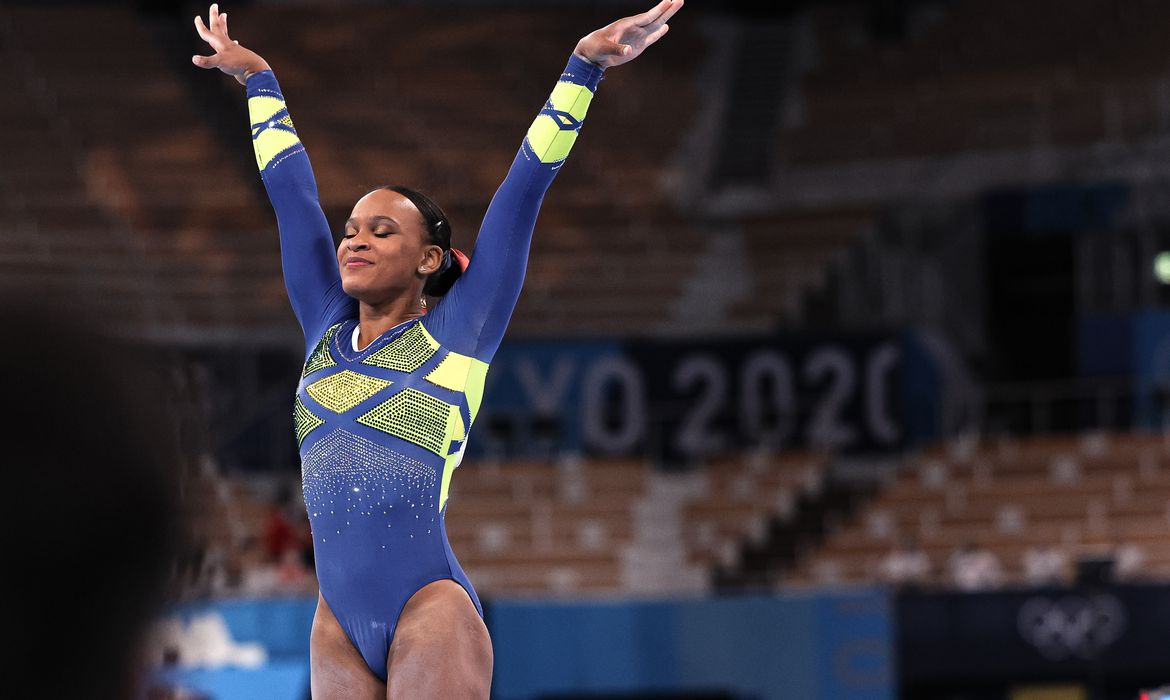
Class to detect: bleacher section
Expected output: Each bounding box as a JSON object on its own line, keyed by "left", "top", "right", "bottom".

{"left": 792, "top": 432, "right": 1170, "bottom": 587}
{"left": 446, "top": 458, "right": 646, "bottom": 595}
{"left": 0, "top": 6, "right": 286, "bottom": 333}
{"left": 681, "top": 450, "right": 827, "bottom": 572}
{"left": 0, "top": 3, "right": 926, "bottom": 338}
{"left": 0, "top": 4, "right": 721, "bottom": 339}
{"left": 736, "top": 0, "right": 1170, "bottom": 329}
{"left": 782, "top": 0, "right": 1170, "bottom": 165}
{"left": 9, "top": 1, "right": 1170, "bottom": 338}
{"left": 0, "top": 8, "right": 156, "bottom": 324}
{"left": 729, "top": 209, "right": 876, "bottom": 327}
{"left": 183, "top": 448, "right": 832, "bottom": 598}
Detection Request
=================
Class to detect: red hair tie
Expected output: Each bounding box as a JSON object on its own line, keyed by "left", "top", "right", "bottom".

{"left": 450, "top": 247, "right": 470, "bottom": 273}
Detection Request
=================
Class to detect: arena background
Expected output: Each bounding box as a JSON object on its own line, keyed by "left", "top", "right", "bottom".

{"left": 5, "top": 0, "right": 1170, "bottom": 698}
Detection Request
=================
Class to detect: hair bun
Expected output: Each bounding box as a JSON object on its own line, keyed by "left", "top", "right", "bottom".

{"left": 423, "top": 248, "right": 463, "bottom": 297}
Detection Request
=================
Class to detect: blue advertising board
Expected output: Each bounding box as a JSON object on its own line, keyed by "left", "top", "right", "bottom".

{"left": 489, "top": 587, "right": 895, "bottom": 700}
{"left": 157, "top": 589, "right": 895, "bottom": 700}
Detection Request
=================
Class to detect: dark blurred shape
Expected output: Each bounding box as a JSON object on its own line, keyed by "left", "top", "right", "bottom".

{"left": 0, "top": 293, "right": 184, "bottom": 699}
{"left": 1075, "top": 554, "right": 1115, "bottom": 588}
{"left": 531, "top": 412, "right": 563, "bottom": 458}
{"left": 485, "top": 412, "right": 518, "bottom": 456}
{"left": 710, "top": 21, "right": 786, "bottom": 188}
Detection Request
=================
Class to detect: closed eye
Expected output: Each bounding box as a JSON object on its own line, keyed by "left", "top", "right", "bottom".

{"left": 341, "top": 230, "right": 393, "bottom": 239}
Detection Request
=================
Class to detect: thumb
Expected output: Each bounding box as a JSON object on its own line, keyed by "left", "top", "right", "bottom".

{"left": 191, "top": 53, "right": 219, "bottom": 68}
{"left": 602, "top": 39, "right": 631, "bottom": 57}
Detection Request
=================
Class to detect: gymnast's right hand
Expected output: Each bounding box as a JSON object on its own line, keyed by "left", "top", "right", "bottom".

{"left": 191, "top": 3, "right": 270, "bottom": 85}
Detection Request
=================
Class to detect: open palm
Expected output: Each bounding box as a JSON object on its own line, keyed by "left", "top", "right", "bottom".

{"left": 191, "top": 3, "right": 270, "bottom": 85}
{"left": 575, "top": 0, "right": 684, "bottom": 69}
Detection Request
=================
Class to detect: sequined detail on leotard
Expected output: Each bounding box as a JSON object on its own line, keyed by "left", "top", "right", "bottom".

{"left": 303, "top": 323, "right": 341, "bottom": 377}
{"left": 301, "top": 428, "right": 438, "bottom": 532}
{"left": 356, "top": 388, "right": 461, "bottom": 457}
{"left": 293, "top": 396, "right": 325, "bottom": 446}
{"left": 360, "top": 323, "right": 439, "bottom": 373}
{"left": 306, "top": 370, "right": 391, "bottom": 414}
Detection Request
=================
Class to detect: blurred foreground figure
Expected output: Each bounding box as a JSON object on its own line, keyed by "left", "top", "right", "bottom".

{"left": 0, "top": 297, "right": 183, "bottom": 699}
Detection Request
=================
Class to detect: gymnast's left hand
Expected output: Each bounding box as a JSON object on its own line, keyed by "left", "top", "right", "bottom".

{"left": 574, "top": 0, "right": 683, "bottom": 69}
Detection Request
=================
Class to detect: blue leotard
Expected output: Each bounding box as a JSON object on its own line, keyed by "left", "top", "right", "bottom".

{"left": 246, "top": 54, "right": 603, "bottom": 680}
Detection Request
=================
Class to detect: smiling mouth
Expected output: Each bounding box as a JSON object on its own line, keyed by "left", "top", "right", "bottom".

{"left": 345, "top": 258, "right": 373, "bottom": 268}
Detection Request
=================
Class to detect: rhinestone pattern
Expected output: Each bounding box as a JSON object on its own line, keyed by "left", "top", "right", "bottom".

{"left": 356, "top": 388, "right": 455, "bottom": 456}
{"left": 301, "top": 429, "right": 438, "bottom": 541}
{"left": 303, "top": 323, "right": 341, "bottom": 377}
{"left": 361, "top": 323, "right": 438, "bottom": 373}
{"left": 293, "top": 396, "right": 325, "bottom": 446}
{"left": 306, "top": 370, "right": 391, "bottom": 414}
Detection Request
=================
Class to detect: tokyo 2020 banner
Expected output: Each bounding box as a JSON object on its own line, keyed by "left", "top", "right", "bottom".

{"left": 475, "top": 330, "right": 941, "bottom": 460}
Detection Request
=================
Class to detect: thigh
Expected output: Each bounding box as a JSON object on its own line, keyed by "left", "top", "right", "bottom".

{"left": 310, "top": 593, "right": 385, "bottom": 700}
{"left": 386, "top": 579, "right": 493, "bottom": 700}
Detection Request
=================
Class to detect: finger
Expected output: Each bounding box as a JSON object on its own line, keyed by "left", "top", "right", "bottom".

{"left": 209, "top": 4, "right": 230, "bottom": 41}
{"left": 213, "top": 7, "right": 228, "bottom": 36}
{"left": 657, "top": 0, "right": 684, "bottom": 26}
{"left": 645, "top": 23, "right": 670, "bottom": 46}
{"left": 220, "top": 11, "right": 232, "bottom": 39}
{"left": 194, "top": 15, "right": 216, "bottom": 45}
{"left": 633, "top": 0, "right": 673, "bottom": 27}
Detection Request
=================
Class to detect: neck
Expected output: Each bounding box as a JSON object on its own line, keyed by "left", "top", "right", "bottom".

{"left": 356, "top": 295, "right": 426, "bottom": 349}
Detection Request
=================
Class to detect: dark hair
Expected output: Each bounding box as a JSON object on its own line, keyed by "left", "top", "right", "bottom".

{"left": 375, "top": 185, "right": 462, "bottom": 297}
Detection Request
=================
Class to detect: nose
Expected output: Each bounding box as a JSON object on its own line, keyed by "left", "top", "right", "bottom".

{"left": 346, "top": 236, "right": 369, "bottom": 252}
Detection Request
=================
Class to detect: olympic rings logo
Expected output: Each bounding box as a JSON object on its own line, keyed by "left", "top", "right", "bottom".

{"left": 1017, "top": 594, "right": 1126, "bottom": 661}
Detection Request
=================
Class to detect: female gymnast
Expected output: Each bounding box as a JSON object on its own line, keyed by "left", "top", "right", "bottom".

{"left": 193, "top": 1, "right": 682, "bottom": 697}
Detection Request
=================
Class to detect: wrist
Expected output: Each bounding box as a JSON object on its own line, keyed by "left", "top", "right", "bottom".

{"left": 573, "top": 46, "right": 604, "bottom": 69}
{"left": 564, "top": 52, "right": 605, "bottom": 91}
{"left": 243, "top": 61, "right": 272, "bottom": 82}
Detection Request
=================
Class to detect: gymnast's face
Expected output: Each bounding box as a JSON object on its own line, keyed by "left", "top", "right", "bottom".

{"left": 339, "top": 189, "right": 443, "bottom": 304}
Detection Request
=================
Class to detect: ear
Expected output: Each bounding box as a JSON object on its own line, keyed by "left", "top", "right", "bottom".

{"left": 417, "top": 245, "right": 444, "bottom": 275}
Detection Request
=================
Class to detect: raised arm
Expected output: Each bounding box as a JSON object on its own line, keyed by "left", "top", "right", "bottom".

{"left": 426, "top": 0, "right": 682, "bottom": 362}
{"left": 192, "top": 4, "right": 352, "bottom": 353}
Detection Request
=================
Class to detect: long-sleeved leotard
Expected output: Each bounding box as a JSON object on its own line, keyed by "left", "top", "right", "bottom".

{"left": 246, "top": 54, "right": 603, "bottom": 680}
